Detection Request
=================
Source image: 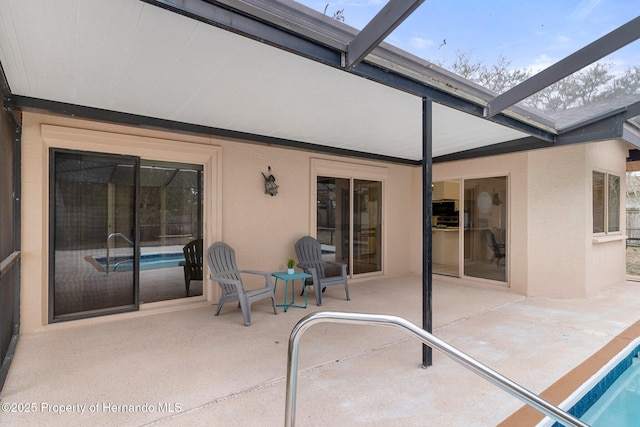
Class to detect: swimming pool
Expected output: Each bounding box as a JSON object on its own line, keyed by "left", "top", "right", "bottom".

{"left": 581, "top": 353, "right": 640, "bottom": 426}
{"left": 92, "top": 252, "right": 185, "bottom": 272}
{"left": 544, "top": 338, "right": 640, "bottom": 427}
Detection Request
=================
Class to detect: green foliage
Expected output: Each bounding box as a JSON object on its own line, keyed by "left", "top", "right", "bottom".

{"left": 287, "top": 259, "right": 296, "bottom": 269}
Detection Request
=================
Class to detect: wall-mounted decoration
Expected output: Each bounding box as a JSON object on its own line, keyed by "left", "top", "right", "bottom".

{"left": 261, "top": 166, "right": 279, "bottom": 197}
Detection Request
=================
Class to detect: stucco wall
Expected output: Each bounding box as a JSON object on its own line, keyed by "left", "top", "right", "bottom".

{"left": 527, "top": 145, "right": 589, "bottom": 297}
{"left": 19, "top": 111, "right": 630, "bottom": 332}
{"left": 409, "top": 167, "right": 424, "bottom": 275}
{"left": 410, "top": 141, "right": 628, "bottom": 298}
{"left": 430, "top": 152, "right": 529, "bottom": 295}
{"left": 528, "top": 141, "right": 627, "bottom": 297}
{"left": 585, "top": 140, "right": 628, "bottom": 297}
{"left": 20, "top": 112, "right": 417, "bottom": 333}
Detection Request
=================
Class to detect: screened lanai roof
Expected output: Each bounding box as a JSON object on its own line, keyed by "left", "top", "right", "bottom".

{"left": 56, "top": 157, "right": 200, "bottom": 188}
{"left": 0, "top": 0, "right": 638, "bottom": 163}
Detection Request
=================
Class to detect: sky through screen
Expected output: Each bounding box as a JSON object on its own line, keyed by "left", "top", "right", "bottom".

{"left": 295, "top": 1, "right": 639, "bottom": 112}
{"left": 296, "top": 1, "right": 638, "bottom": 72}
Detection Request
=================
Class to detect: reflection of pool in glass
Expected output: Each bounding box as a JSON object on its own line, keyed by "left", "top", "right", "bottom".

{"left": 321, "top": 244, "right": 335, "bottom": 255}
{"left": 92, "top": 252, "right": 185, "bottom": 272}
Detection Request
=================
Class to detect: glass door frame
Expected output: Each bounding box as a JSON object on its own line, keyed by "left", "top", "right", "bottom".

{"left": 310, "top": 159, "right": 387, "bottom": 278}
{"left": 138, "top": 160, "right": 204, "bottom": 303}
{"left": 49, "top": 148, "right": 140, "bottom": 322}
{"left": 42, "top": 124, "right": 222, "bottom": 320}
{"left": 49, "top": 151, "right": 209, "bottom": 320}
{"left": 431, "top": 180, "right": 462, "bottom": 278}
{"left": 460, "top": 175, "right": 509, "bottom": 284}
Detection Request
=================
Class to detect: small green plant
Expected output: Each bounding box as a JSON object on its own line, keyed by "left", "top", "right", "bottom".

{"left": 287, "top": 259, "right": 295, "bottom": 269}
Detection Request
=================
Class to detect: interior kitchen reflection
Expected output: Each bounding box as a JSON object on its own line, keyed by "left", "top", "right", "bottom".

{"left": 432, "top": 181, "right": 460, "bottom": 276}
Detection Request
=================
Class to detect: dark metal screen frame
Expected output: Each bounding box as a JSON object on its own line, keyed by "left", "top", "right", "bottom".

{"left": 422, "top": 96, "right": 433, "bottom": 367}
{"left": 0, "top": 91, "right": 21, "bottom": 392}
{"left": 48, "top": 148, "right": 141, "bottom": 323}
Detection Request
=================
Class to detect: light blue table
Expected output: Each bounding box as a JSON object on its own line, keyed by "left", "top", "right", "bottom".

{"left": 272, "top": 271, "right": 312, "bottom": 312}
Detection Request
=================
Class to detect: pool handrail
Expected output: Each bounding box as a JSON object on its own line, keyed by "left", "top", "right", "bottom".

{"left": 285, "top": 311, "right": 588, "bottom": 427}
{"left": 105, "top": 233, "right": 134, "bottom": 274}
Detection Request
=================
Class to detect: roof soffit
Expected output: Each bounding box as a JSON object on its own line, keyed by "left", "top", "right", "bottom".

{"left": 3, "top": 0, "right": 637, "bottom": 162}
{"left": 150, "top": 0, "right": 558, "bottom": 132}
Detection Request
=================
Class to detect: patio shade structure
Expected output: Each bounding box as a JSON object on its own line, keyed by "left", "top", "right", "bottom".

{"left": 0, "top": 0, "right": 560, "bottom": 164}
{"left": 486, "top": 16, "right": 640, "bottom": 118}
{"left": 344, "top": 0, "right": 424, "bottom": 70}
{"left": 0, "top": 0, "right": 639, "bottom": 370}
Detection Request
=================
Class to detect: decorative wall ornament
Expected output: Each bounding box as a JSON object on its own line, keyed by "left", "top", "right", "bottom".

{"left": 261, "top": 166, "right": 279, "bottom": 196}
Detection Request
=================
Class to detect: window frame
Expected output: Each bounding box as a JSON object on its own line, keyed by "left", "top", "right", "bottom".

{"left": 41, "top": 124, "right": 222, "bottom": 322}
{"left": 310, "top": 159, "right": 388, "bottom": 278}
{"left": 593, "top": 170, "right": 621, "bottom": 236}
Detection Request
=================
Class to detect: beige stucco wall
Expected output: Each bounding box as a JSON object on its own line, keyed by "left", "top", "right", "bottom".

{"left": 411, "top": 140, "right": 628, "bottom": 298}
{"left": 584, "top": 140, "right": 628, "bottom": 297}
{"left": 527, "top": 145, "right": 589, "bottom": 297}
{"left": 19, "top": 110, "right": 629, "bottom": 332}
{"left": 527, "top": 141, "right": 627, "bottom": 297}
{"left": 429, "top": 151, "right": 530, "bottom": 295}
{"left": 20, "top": 112, "right": 417, "bottom": 333}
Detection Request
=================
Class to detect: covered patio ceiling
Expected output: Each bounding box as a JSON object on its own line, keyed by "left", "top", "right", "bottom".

{"left": 0, "top": 0, "right": 638, "bottom": 164}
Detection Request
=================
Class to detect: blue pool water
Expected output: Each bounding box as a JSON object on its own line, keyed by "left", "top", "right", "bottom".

{"left": 549, "top": 341, "right": 640, "bottom": 427}
{"left": 581, "top": 357, "right": 640, "bottom": 426}
{"left": 93, "top": 252, "right": 185, "bottom": 272}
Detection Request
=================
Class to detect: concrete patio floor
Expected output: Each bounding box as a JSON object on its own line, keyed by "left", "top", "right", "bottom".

{"left": 2, "top": 275, "right": 640, "bottom": 426}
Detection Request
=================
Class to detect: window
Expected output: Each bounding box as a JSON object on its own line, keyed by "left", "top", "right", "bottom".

{"left": 593, "top": 171, "right": 620, "bottom": 234}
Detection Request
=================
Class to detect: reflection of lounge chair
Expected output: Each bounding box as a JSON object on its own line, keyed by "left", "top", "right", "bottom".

{"left": 484, "top": 229, "right": 505, "bottom": 266}
{"left": 295, "top": 236, "right": 350, "bottom": 306}
{"left": 206, "top": 242, "right": 276, "bottom": 326}
{"left": 179, "top": 238, "right": 203, "bottom": 296}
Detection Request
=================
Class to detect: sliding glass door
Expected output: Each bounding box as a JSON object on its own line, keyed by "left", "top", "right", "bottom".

{"left": 317, "top": 177, "right": 349, "bottom": 267}
{"left": 50, "top": 150, "right": 138, "bottom": 320}
{"left": 463, "top": 176, "right": 507, "bottom": 282}
{"left": 138, "top": 161, "right": 203, "bottom": 303}
{"left": 50, "top": 151, "right": 204, "bottom": 321}
{"left": 316, "top": 176, "right": 382, "bottom": 276}
{"left": 353, "top": 179, "right": 382, "bottom": 274}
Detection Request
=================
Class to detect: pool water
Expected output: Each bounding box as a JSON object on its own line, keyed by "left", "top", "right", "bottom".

{"left": 93, "top": 252, "right": 185, "bottom": 272}
{"left": 548, "top": 342, "right": 640, "bottom": 427}
{"left": 580, "top": 356, "right": 640, "bottom": 426}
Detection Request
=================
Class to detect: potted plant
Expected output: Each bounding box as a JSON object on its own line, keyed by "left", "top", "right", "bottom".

{"left": 287, "top": 259, "right": 295, "bottom": 275}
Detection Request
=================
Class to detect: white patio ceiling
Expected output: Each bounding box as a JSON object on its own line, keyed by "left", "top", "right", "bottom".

{"left": 0, "top": 0, "right": 534, "bottom": 162}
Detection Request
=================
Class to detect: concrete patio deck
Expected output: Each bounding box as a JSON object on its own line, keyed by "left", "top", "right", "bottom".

{"left": 2, "top": 275, "right": 640, "bottom": 426}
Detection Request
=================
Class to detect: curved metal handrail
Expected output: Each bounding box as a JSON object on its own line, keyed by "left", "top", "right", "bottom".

{"left": 105, "top": 233, "right": 134, "bottom": 274}
{"left": 112, "top": 258, "right": 134, "bottom": 272}
{"left": 0, "top": 251, "right": 20, "bottom": 277}
{"left": 285, "top": 311, "right": 587, "bottom": 427}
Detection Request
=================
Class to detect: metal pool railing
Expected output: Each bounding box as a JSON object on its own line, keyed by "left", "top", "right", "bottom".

{"left": 105, "top": 233, "right": 134, "bottom": 274}
{"left": 285, "top": 311, "right": 588, "bottom": 427}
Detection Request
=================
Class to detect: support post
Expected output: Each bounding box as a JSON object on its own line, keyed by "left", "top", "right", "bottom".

{"left": 422, "top": 97, "right": 433, "bottom": 367}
